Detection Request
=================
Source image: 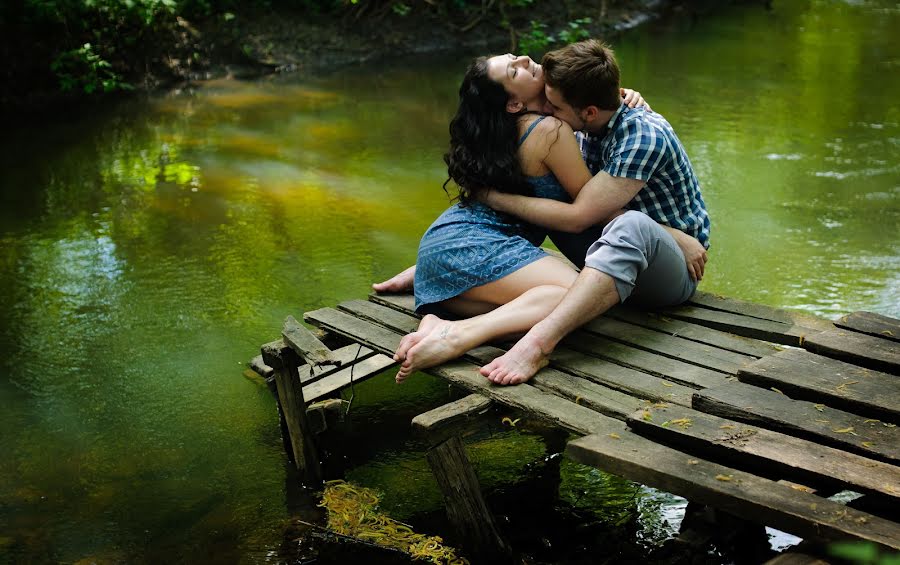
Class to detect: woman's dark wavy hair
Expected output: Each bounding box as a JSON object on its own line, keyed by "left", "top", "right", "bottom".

{"left": 443, "top": 57, "right": 532, "bottom": 204}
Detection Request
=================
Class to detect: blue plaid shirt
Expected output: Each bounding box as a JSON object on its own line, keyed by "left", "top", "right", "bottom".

{"left": 576, "top": 104, "right": 710, "bottom": 248}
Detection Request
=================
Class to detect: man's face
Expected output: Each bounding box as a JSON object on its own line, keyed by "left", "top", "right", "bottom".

{"left": 545, "top": 84, "right": 586, "bottom": 131}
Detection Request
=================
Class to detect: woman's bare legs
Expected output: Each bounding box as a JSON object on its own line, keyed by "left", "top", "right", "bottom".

{"left": 395, "top": 256, "right": 576, "bottom": 382}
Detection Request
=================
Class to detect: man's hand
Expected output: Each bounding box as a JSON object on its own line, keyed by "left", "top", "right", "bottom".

{"left": 480, "top": 189, "right": 511, "bottom": 212}
{"left": 665, "top": 228, "right": 708, "bottom": 282}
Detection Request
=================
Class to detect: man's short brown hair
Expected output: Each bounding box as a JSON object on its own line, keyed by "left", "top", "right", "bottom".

{"left": 542, "top": 39, "right": 621, "bottom": 111}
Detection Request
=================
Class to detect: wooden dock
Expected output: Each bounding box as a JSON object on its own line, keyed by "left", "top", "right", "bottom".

{"left": 257, "top": 289, "right": 900, "bottom": 560}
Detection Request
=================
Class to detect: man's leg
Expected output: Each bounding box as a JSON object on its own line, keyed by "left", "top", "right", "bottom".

{"left": 481, "top": 211, "right": 696, "bottom": 385}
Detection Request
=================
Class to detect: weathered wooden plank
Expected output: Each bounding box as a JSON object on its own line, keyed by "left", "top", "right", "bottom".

{"left": 412, "top": 395, "right": 492, "bottom": 433}
{"left": 564, "top": 329, "right": 730, "bottom": 389}
{"left": 249, "top": 354, "right": 274, "bottom": 380}
{"left": 282, "top": 315, "right": 339, "bottom": 366}
{"left": 370, "top": 292, "right": 416, "bottom": 314}
{"left": 608, "top": 306, "right": 781, "bottom": 358}
{"left": 661, "top": 305, "right": 816, "bottom": 347}
{"left": 693, "top": 382, "right": 900, "bottom": 465}
{"left": 260, "top": 341, "right": 323, "bottom": 485}
{"left": 566, "top": 432, "right": 900, "bottom": 550}
{"left": 626, "top": 404, "right": 900, "bottom": 501}
{"left": 426, "top": 436, "right": 511, "bottom": 561}
{"left": 304, "top": 307, "right": 624, "bottom": 436}
{"left": 298, "top": 344, "right": 378, "bottom": 384}
{"left": 302, "top": 353, "right": 396, "bottom": 403}
{"left": 341, "top": 299, "right": 695, "bottom": 409}
{"left": 549, "top": 348, "right": 695, "bottom": 407}
{"left": 803, "top": 328, "right": 899, "bottom": 375}
{"left": 581, "top": 315, "right": 756, "bottom": 374}
{"left": 835, "top": 311, "right": 900, "bottom": 343}
{"left": 688, "top": 291, "right": 833, "bottom": 332}
{"left": 738, "top": 349, "right": 900, "bottom": 423}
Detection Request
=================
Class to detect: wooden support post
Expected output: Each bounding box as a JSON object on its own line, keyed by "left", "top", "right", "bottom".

{"left": 426, "top": 436, "right": 511, "bottom": 562}
{"left": 262, "top": 340, "right": 323, "bottom": 488}
{"left": 414, "top": 395, "right": 510, "bottom": 562}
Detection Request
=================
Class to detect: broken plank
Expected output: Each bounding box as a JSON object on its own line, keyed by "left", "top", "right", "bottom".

{"left": 412, "top": 394, "right": 492, "bottom": 434}
{"left": 626, "top": 404, "right": 900, "bottom": 501}
{"left": 803, "top": 328, "right": 899, "bottom": 375}
{"left": 565, "top": 329, "right": 730, "bottom": 388}
{"left": 566, "top": 431, "right": 900, "bottom": 550}
{"left": 738, "top": 349, "right": 899, "bottom": 423}
{"left": 661, "top": 305, "right": 814, "bottom": 347}
{"left": 693, "top": 382, "right": 900, "bottom": 465}
{"left": 688, "top": 291, "right": 833, "bottom": 332}
{"left": 607, "top": 306, "right": 781, "bottom": 358}
{"left": 582, "top": 315, "right": 756, "bottom": 374}
{"left": 304, "top": 306, "right": 624, "bottom": 436}
{"left": 298, "top": 344, "right": 378, "bottom": 385}
{"left": 282, "top": 315, "right": 339, "bottom": 366}
{"left": 835, "top": 311, "right": 900, "bottom": 343}
{"left": 302, "top": 352, "right": 396, "bottom": 403}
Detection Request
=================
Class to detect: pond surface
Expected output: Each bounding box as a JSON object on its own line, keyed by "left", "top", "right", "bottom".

{"left": 1, "top": 0, "right": 898, "bottom": 562}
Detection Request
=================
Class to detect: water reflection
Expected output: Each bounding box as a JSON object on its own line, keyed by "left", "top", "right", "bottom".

{"left": 0, "top": 0, "right": 898, "bottom": 562}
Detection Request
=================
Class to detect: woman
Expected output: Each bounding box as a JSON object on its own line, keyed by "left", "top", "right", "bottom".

{"left": 389, "top": 54, "right": 695, "bottom": 382}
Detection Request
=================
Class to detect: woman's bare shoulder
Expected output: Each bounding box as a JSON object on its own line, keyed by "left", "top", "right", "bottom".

{"left": 532, "top": 115, "right": 575, "bottom": 143}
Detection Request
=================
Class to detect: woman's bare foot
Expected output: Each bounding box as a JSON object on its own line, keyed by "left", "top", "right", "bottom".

{"left": 394, "top": 314, "right": 442, "bottom": 383}
{"left": 479, "top": 335, "right": 550, "bottom": 385}
{"left": 373, "top": 265, "right": 416, "bottom": 293}
{"left": 395, "top": 320, "right": 472, "bottom": 382}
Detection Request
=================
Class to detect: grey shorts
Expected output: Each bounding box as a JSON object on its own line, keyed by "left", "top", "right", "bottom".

{"left": 584, "top": 210, "right": 698, "bottom": 306}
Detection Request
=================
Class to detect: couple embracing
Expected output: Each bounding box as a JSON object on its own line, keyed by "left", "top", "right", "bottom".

{"left": 374, "top": 39, "right": 711, "bottom": 386}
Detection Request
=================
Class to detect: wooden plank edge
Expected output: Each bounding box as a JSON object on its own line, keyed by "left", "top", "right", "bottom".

{"left": 566, "top": 432, "right": 900, "bottom": 550}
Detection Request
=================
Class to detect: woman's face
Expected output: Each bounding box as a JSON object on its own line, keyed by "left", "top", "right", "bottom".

{"left": 486, "top": 53, "right": 545, "bottom": 106}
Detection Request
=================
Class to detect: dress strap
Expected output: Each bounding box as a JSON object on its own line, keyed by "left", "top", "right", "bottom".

{"left": 517, "top": 115, "right": 547, "bottom": 147}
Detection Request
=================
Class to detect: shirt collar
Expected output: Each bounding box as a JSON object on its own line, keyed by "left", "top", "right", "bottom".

{"left": 583, "top": 103, "right": 627, "bottom": 141}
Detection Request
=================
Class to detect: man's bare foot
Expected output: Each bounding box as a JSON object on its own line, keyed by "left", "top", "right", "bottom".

{"left": 373, "top": 265, "right": 416, "bottom": 293}
{"left": 479, "top": 335, "right": 550, "bottom": 385}
{"left": 396, "top": 320, "right": 471, "bottom": 382}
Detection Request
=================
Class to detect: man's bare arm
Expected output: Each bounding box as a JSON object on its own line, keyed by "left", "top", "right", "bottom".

{"left": 485, "top": 172, "right": 645, "bottom": 233}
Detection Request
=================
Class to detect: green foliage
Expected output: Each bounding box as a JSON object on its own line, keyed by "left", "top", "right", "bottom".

{"left": 519, "top": 20, "right": 553, "bottom": 55}
{"left": 391, "top": 1, "right": 410, "bottom": 16}
{"left": 50, "top": 43, "right": 132, "bottom": 93}
{"left": 519, "top": 17, "right": 593, "bottom": 56}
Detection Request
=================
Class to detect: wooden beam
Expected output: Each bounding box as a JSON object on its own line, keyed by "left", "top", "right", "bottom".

{"left": 834, "top": 311, "right": 900, "bottom": 343}
{"left": 302, "top": 353, "right": 395, "bottom": 404}
{"left": 261, "top": 341, "right": 322, "bottom": 487}
{"left": 282, "top": 315, "right": 339, "bottom": 367}
{"left": 566, "top": 431, "right": 900, "bottom": 550}
{"left": 693, "top": 382, "right": 900, "bottom": 465}
{"left": 580, "top": 315, "right": 756, "bottom": 374}
{"left": 426, "top": 436, "right": 511, "bottom": 561}
{"left": 803, "top": 328, "right": 899, "bottom": 375}
{"left": 661, "top": 305, "right": 816, "bottom": 347}
{"left": 738, "top": 349, "right": 899, "bottom": 423}
{"left": 626, "top": 404, "right": 900, "bottom": 501}
{"left": 412, "top": 394, "right": 492, "bottom": 435}
{"left": 608, "top": 306, "right": 781, "bottom": 358}
{"left": 688, "top": 291, "right": 833, "bottom": 331}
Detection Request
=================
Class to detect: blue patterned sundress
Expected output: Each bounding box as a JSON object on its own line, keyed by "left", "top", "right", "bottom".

{"left": 414, "top": 117, "right": 572, "bottom": 313}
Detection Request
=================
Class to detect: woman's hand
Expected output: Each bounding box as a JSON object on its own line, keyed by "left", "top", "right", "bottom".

{"left": 666, "top": 228, "right": 708, "bottom": 282}
{"left": 621, "top": 88, "right": 651, "bottom": 112}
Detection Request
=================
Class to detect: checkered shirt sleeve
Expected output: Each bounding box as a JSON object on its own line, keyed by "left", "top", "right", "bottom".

{"left": 603, "top": 118, "right": 667, "bottom": 181}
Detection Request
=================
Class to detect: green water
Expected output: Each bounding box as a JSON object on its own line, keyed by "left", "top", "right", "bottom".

{"left": 1, "top": 0, "right": 898, "bottom": 562}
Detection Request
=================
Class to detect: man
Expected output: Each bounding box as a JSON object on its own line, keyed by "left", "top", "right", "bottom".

{"left": 478, "top": 39, "right": 710, "bottom": 384}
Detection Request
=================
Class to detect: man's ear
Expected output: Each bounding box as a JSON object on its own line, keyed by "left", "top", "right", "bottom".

{"left": 506, "top": 99, "right": 524, "bottom": 114}
{"left": 581, "top": 105, "right": 601, "bottom": 123}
